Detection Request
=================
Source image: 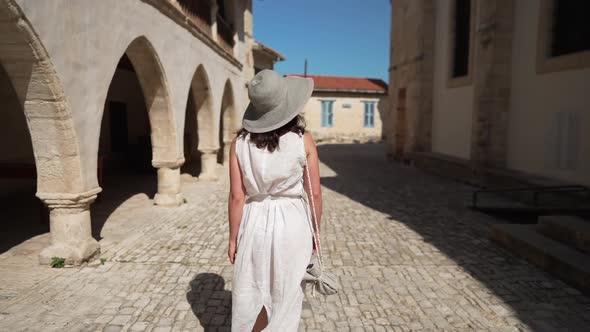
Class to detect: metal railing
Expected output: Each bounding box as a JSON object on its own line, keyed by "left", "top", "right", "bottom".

{"left": 216, "top": 13, "right": 235, "bottom": 53}
{"left": 472, "top": 185, "right": 590, "bottom": 216}
{"left": 176, "top": 0, "right": 212, "bottom": 36}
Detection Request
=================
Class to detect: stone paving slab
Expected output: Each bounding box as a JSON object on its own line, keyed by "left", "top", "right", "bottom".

{"left": 0, "top": 143, "right": 589, "bottom": 331}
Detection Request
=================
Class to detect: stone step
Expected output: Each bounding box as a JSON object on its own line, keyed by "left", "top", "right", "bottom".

{"left": 537, "top": 216, "right": 590, "bottom": 254}
{"left": 491, "top": 223, "right": 590, "bottom": 295}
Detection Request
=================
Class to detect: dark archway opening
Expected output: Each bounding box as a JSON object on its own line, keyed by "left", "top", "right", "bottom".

{"left": 182, "top": 65, "right": 214, "bottom": 179}
{"left": 182, "top": 89, "right": 202, "bottom": 177}
{"left": 91, "top": 53, "right": 157, "bottom": 240}
{"left": 0, "top": 63, "right": 47, "bottom": 254}
{"left": 218, "top": 81, "right": 235, "bottom": 164}
{"left": 217, "top": 113, "right": 224, "bottom": 164}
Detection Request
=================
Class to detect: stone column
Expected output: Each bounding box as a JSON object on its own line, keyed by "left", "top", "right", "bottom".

{"left": 152, "top": 160, "right": 186, "bottom": 206}
{"left": 470, "top": 0, "right": 514, "bottom": 168}
{"left": 37, "top": 188, "right": 101, "bottom": 266}
{"left": 387, "top": 0, "right": 436, "bottom": 159}
{"left": 222, "top": 140, "right": 232, "bottom": 164}
{"left": 199, "top": 148, "right": 219, "bottom": 181}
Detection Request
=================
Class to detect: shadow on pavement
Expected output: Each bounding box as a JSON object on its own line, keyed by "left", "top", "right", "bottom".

{"left": 0, "top": 178, "right": 48, "bottom": 254}
{"left": 317, "top": 142, "right": 590, "bottom": 331}
{"left": 186, "top": 273, "right": 231, "bottom": 331}
{"left": 90, "top": 171, "right": 158, "bottom": 241}
{"left": 186, "top": 272, "right": 232, "bottom": 330}
{"left": 0, "top": 169, "right": 159, "bottom": 255}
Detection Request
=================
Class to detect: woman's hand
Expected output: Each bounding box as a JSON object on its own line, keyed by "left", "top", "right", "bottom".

{"left": 228, "top": 241, "right": 237, "bottom": 264}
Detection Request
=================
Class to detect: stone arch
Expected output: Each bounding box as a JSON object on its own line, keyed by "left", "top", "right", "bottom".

{"left": 0, "top": 0, "right": 98, "bottom": 265}
{"left": 0, "top": 1, "right": 85, "bottom": 196}
{"left": 98, "top": 36, "right": 184, "bottom": 206}
{"left": 117, "top": 36, "right": 182, "bottom": 168}
{"left": 218, "top": 79, "right": 238, "bottom": 164}
{"left": 182, "top": 64, "right": 216, "bottom": 179}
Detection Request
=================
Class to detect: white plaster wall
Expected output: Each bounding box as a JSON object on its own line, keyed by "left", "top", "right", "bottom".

{"left": 431, "top": 0, "right": 474, "bottom": 160}
{"left": 301, "top": 94, "right": 384, "bottom": 140}
{"left": 15, "top": 0, "right": 246, "bottom": 191}
{"left": 508, "top": 1, "right": 590, "bottom": 186}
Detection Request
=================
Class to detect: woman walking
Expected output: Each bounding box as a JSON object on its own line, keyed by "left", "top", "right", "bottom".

{"left": 227, "top": 69, "right": 322, "bottom": 331}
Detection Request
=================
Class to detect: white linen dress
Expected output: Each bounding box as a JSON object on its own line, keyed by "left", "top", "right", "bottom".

{"left": 231, "top": 131, "right": 313, "bottom": 332}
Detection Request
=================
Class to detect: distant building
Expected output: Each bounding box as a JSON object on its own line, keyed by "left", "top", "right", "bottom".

{"left": 387, "top": 0, "right": 590, "bottom": 187}
{"left": 252, "top": 40, "right": 285, "bottom": 73}
{"left": 286, "top": 74, "right": 388, "bottom": 142}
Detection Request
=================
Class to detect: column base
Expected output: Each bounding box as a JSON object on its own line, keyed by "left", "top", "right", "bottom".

{"left": 199, "top": 149, "right": 219, "bottom": 181}
{"left": 153, "top": 192, "right": 186, "bottom": 207}
{"left": 39, "top": 238, "right": 100, "bottom": 266}
{"left": 35, "top": 193, "right": 101, "bottom": 266}
{"left": 223, "top": 144, "right": 231, "bottom": 165}
{"left": 153, "top": 167, "right": 186, "bottom": 207}
{"left": 198, "top": 172, "right": 218, "bottom": 181}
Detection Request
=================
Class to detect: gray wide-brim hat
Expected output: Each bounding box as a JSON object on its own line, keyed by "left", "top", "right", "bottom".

{"left": 242, "top": 69, "right": 314, "bottom": 133}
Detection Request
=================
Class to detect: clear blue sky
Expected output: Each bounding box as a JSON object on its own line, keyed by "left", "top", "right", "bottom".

{"left": 253, "top": 0, "right": 391, "bottom": 82}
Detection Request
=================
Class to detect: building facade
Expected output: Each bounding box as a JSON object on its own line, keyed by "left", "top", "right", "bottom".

{"left": 252, "top": 40, "right": 285, "bottom": 74}
{"left": 0, "top": 0, "right": 262, "bottom": 265}
{"left": 388, "top": 0, "right": 590, "bottom": 187}
{"left": 287, "top": 74, "right": 388, "bottom": 142}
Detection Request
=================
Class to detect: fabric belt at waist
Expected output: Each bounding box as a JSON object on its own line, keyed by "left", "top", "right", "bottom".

{"left": 245, "top": 194, "right": 304, "bottom": 203}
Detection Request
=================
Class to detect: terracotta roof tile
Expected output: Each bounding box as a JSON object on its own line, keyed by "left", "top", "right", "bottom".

{"left": 285, "top": 74, "right": 387, "bottom": 93}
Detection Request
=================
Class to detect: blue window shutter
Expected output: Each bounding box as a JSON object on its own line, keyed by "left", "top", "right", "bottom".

{"left": 321, "top": 100, "right": 334, "bottom": 127}
{"left": 369, "top": 102, "right": 374, "bottom": 127}
{"left": 363, "top": 102, "right": 375, "bottom": 128}
{"left": 321, "top": 101, "right": 326, "bottom": 127}
{"left": 322, "top": 101, "right": 325, "bottom": 127}
{"left": 321, "top": 101, "right": 332, "bottom": 128}
{"left": 329, "top": 101, "right": 334, "bottom": 127}
{"left": 371, "top": 102, "right": 375, "bottom": 127}
{"left": 363, "top": 102, "right": 369, "bottom": 128}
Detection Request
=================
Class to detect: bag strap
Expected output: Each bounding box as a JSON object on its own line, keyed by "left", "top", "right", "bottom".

{"left": 303, "top": 139, "right": 324, "bottom": 269}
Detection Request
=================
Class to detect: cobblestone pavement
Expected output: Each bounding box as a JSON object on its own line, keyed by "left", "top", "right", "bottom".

{"left": 1, "top": 143, "right": 589, "bottom": 331}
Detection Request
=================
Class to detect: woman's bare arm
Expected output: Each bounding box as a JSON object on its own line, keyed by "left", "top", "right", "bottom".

{"left": 228, "top": 137, "right": 246, "bottom": 264}
{"left": 303, "top": 132, "right": 322, "bottom": 235}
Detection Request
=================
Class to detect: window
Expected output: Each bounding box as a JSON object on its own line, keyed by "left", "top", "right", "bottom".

{"left": 217, "top": 0, "right": 227, "bottom": 21}
{"left": 451, "top": 0, "right": 472, "bottom": 78}
{"left": 550, "top": 1, "right": 590, "bottom": 57}
{"left": 177, "top": 0, "right": 212, "bottom": 25}
{"left": 363, "top": 101, "right": 375, "bottom": 128}
{"left": 537, "top": 0, "right": 590, "bottom": 73}
{"left": 321, "top": 100, "right": 334, "bottom": 127}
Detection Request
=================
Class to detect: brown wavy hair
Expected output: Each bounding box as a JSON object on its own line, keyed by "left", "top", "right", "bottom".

{"left": 237, "top": 115, "right": 306, "bottom": 152}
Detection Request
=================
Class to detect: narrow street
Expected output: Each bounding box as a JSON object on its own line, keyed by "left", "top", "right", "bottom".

{"left": 0, "top": 143, "right": 588, "bottom": 331}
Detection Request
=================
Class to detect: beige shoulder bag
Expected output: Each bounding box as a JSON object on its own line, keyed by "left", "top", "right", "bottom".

{"left": 302, "top": 141, "right": 338, "bottom": 296}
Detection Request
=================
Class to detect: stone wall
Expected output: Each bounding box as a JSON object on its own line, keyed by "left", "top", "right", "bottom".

{"left": 0, "top": 0, "right": 253, "bottom": 264}
{"left": 431, "top": 0, "right": 474, "bottom": 160}
{"left": 14, "top": 0, "right": 247, "bottom": 191}
{"left": 470, "top": 0, "right": 514, "bottom": 168}
{"left": 507, "top": 0, "right": 590, "bottom": 186}
{"left": 389, "top": 0, "right": 590, "bottom": 186}
{"left": 387, "top": 0, "right": 436, "bottom": 159}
